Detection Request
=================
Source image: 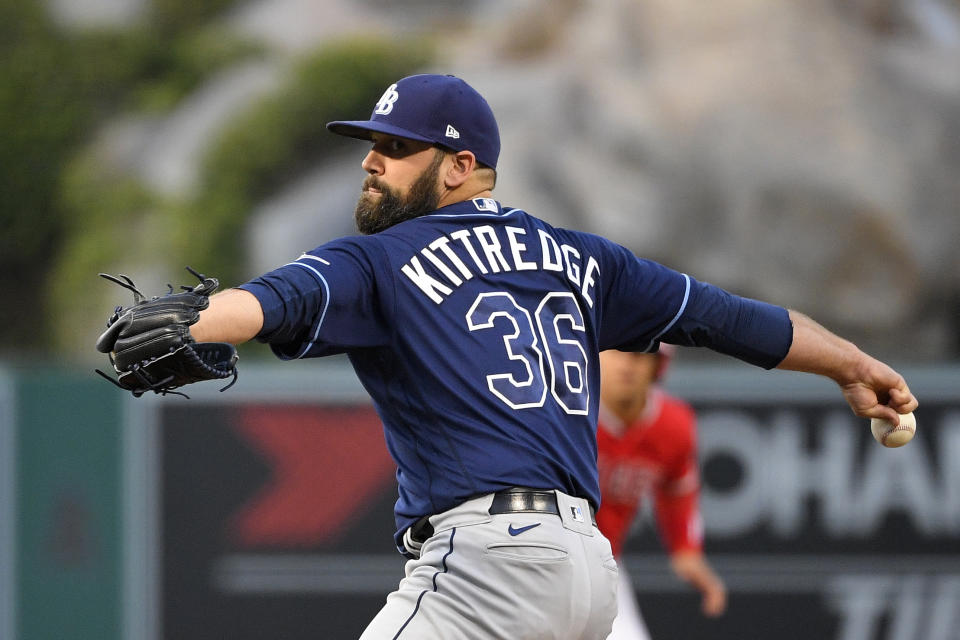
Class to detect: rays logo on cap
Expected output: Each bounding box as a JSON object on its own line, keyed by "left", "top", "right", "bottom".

{"left": 374, "top": 84, "right": 400, "bottom": 115}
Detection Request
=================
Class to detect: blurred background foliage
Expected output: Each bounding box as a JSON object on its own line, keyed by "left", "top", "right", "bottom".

{"left": 170, "top": 41, "right": 431, "bottom": 282}
{"left": 49, "top": 40, "right": 428, "bottom": 354}
{"left": 0, "top": 0, "right": 429, "bottom": 357}
{"left": 1, "top": 0, "right": 255, "bottom": 354}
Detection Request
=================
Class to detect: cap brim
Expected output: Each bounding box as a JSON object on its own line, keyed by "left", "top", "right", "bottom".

{"left": 326, "top": 120, "right": 436, "bottom": 144}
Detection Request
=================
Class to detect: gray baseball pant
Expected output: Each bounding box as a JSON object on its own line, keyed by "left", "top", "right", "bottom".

{"left": 359, "top": 490, "right": 619, "bottom": 639}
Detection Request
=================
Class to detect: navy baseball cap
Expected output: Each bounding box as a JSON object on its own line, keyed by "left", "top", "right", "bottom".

{"left": 327, "top": 74, "right": 501, "bottom": 169}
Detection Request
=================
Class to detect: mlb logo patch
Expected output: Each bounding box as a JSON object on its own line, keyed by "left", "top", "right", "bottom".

{"left": 570, "top": 505, "right": 585, "bottom": 523}
{"left": 472, "top": 198, "right": 498, "bottom": 212}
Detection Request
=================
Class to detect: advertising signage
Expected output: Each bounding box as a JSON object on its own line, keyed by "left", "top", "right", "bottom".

{"left": 135, "top": 364, "right": 958, "bottom": 640}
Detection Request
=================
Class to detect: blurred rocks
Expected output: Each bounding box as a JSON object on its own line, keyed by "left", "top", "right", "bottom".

{"left": 447, "top": 0, "right": 960, "bottom": 360}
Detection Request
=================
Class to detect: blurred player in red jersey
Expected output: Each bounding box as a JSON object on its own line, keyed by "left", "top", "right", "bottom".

{"left": 597, "top": 346, "right": 726, "bottom": 640}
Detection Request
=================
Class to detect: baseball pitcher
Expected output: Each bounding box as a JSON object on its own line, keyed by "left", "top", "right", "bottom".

{"left": 96, "top": 74, "right": 918, "bottom": 639}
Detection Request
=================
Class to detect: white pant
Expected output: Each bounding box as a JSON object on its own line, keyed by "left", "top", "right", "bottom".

{"left": 606, "top": 567, "right": 652, "bottom": 640}
{"left": 360, "top": 491, "right": 619, "bottom": 640}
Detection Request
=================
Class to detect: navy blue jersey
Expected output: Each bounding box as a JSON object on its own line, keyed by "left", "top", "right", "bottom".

{"left": 239, "top": 198, "right": 792, "bottom": 550}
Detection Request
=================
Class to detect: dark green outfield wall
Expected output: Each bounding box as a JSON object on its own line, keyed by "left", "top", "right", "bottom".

{"left": 10, "top": 369, "right": 123, "bottom": 640}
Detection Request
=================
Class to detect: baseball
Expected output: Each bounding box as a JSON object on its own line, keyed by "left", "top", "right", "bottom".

{"left": 870, "top": 412, "right": 916, "bottom": 448}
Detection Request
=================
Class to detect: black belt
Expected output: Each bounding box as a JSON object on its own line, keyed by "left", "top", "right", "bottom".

{"left": 409, "top": 487, "right": 596, "bottom": 544}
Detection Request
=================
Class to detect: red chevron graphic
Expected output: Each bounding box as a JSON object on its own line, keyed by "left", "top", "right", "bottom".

{"left": 229, "top": 405, "right": 395, "bottom": 547}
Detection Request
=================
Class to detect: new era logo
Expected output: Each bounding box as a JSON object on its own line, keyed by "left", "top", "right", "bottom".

{"left": 445, "top": 124, "right": 460, "bottom": 139}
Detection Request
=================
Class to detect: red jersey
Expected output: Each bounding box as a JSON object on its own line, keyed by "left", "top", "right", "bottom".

{"left": 596, "top": 387, "right": 704, "bottom": 556}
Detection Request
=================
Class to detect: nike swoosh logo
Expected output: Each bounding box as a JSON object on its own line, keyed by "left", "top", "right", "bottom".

{"left": 507, "top": 523, "right": 542, "bottom": 536}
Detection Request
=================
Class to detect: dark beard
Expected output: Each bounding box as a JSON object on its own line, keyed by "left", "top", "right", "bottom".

{"left": 354, "top": 150, "right": 444, "bottom": 235}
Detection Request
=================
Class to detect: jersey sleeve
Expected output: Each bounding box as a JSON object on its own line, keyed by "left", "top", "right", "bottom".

{"left": 593, "top": 237, "right": 793, "bottom": 369}
{"left": 654, "top": 408, "right": 704, "bottom": 554}
{"left": 238, "top": 237, "right": 391, "bottom": 359}
{"left": 654, "top": 476, "right": 704, "bottom": 554}
{"left": 664, "top": 277, "right": 793, "bottom": 369}
{"left": 593, "top": 240, "right": 690, "bottom": 352}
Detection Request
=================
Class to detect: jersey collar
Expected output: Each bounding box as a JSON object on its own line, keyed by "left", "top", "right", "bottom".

{"left": 424, "top": 198, "right": 508, "bottom": 218}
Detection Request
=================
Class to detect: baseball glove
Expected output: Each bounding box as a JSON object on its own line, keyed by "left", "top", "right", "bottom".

{"left": 95, "top": 266, "right": 239, "bottom": 398}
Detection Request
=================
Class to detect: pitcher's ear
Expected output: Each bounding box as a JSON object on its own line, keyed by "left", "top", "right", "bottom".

{"left": 443, "top": 149, "right": 477, "bottom": 188}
